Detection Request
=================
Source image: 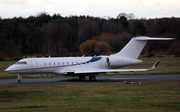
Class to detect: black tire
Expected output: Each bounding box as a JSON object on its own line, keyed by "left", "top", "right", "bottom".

{"left": 79, "top": 76, "right": 85, "bottom": 81}
{"left": 18, "top": 80, "right": 22, "bottom": 83}
{"left": 89, "top": 76, "right": 96, "bottom": 81}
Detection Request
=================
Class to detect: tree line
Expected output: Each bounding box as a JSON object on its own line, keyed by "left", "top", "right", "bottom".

{"left": 0, "top": 12, "right": 180, "bottom": 60}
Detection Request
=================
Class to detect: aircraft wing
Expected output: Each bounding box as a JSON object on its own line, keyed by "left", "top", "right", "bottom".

{"left": 74, "top": 69, "right": 147, "bottom": 74}
{"left": 74, "top": 60, "right": 160, "bottom": 74}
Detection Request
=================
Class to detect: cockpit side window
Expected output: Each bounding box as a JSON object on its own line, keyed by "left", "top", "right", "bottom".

{"left": 21, "top": 62, "right": 27, "bottom": 64}
{"left": 15, "top": 62, "right": 27, "bottom": 64}
{"left": 15, "top": 62, "right": 21, "bottom": 64}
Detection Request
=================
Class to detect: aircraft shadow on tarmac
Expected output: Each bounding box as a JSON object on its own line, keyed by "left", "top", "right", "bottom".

{"left": 59, "top": 77, "right": 145, "bottom": 83}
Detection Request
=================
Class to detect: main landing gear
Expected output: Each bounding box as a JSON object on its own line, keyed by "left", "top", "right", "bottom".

{"left": 79, "top": 75, "right": 96, "bottom": 81}
{"left": 79, "top": 76, "right": 86, "bottom": 81}
{"left": 17, "top": 73, "right": 22, "bottom": 83}
{"left": 89, "top": 76, "right": 96, "bottom": 81}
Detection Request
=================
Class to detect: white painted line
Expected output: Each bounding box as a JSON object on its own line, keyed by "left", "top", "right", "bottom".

{"left": 110, "top": 78, "right": 146, "bottom": 80}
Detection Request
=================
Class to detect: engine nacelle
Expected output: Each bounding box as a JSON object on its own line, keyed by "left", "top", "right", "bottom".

{"left": 105, "top": 56, "right": 142, "bottom": 67}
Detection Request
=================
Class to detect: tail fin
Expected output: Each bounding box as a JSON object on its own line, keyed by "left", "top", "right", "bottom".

{"left": 111, "top": 35, "right": 175, "bottom": 59}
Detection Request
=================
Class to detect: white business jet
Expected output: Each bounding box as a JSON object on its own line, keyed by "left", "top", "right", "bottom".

{"left": 5, "top": 35, "right": 175, "bottom": 83}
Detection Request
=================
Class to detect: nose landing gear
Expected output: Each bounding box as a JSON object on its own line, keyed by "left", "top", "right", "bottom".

{"left": 17, "top": 73, "right": 22, "bottom": 83}
{"left": 18, "top": 79, "right": 22, "bottom": 83}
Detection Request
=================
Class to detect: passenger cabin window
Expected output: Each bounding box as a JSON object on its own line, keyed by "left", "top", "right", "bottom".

{"left": 58, "top": 63, "right": 60, "bottom": 65}
{"left": 54, "top": 63, "right": 55, "bottom": 65}
{"left": 45, "top": 63, "right": 46, "bottom": 65}
{"left": 49, "top": 63, "right": 51, "bottom": 65}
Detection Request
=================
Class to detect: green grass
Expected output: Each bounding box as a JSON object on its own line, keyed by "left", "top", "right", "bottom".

{"left": 0, "top": 81, "right": 180, "bottom": 112}
{"left": 1, "top": 58, "right": 180, "bottom": 111}
{"left": 1, "top": 57, "right": 180, "bottom": 79}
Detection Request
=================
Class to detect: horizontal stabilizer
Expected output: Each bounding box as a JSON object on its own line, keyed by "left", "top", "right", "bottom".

{"left": 135, "top": 36, "right": 175, "bottom": 41}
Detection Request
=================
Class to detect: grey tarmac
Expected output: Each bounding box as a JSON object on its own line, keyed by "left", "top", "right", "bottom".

{"left": 0, "top": 74, "right": 180, "bottom": 86}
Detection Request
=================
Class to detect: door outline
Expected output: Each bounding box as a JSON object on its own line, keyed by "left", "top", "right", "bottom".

{"left": 31, "top": 60, "right": 37, "bottom": 72}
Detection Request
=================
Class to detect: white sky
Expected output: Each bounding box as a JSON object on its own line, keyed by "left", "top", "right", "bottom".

{"left": 0, "top": 0, "right": 180, "bottom": 19}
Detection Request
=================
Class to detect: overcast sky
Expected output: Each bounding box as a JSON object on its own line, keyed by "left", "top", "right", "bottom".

{"left": 0, "top": 0, "right": 180, "bottom": 19}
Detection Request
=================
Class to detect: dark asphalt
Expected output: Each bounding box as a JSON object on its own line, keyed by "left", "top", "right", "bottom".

{"left": 0, "top": 74, "right": 180, "bottom": 86}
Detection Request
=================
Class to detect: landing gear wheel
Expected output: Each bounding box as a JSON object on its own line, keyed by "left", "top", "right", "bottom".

{"left": 17, "top": 73, "right": 22, "bottom": 83}
{"left": 89, "top": 76, "right": 96, "bottom": 81}
{"left": 79, "top": 76, "right": 86, "bottom": 81}
{"left": 18, "top": 80, "right": 22, "bottom": 83}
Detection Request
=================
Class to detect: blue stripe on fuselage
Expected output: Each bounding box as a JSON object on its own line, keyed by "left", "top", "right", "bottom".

{"left": 81, "top": 57, "right": 102, "bottom": 64}
{"left": 87, "top": 57, "right": 102, "bottom": 63}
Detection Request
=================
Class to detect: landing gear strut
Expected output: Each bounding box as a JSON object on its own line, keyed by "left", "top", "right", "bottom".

{"left": 17, "top": 73, "right": 22, "bottom": 83}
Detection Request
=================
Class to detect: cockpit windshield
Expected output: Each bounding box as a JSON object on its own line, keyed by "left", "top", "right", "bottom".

{"left": 15, "top": 62, "right": 27, "bottom": 64}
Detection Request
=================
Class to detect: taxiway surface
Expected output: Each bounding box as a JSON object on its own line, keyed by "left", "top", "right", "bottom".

{"left": 0, "top": 74, "right": 180, "bottom": 86}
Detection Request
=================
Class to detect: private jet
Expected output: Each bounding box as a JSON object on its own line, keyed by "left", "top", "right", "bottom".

{"left": 5, "top": 35, "right": 175, "bottom": 83}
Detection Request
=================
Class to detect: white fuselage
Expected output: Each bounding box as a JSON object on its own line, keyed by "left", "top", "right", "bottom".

{"left": 5, "top": 56, "right": 142, "bottom": 76}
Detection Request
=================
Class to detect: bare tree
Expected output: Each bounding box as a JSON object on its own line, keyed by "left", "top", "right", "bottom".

{"left": 117, "top": 13, "right": 136, "bottom": 20}
{"left": 127, "top": 13, "right": 136, "bottom": 20}
{"left": 117, "top": 13, "right": 127, "bottom": 19}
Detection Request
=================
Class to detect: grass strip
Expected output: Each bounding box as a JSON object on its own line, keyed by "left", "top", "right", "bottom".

{"left": 0, "top": 81, "right": 180, "bottom": 112}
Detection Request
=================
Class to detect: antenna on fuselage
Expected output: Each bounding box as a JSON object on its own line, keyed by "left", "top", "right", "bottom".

{"left": 48, "top": 55, "right": 51, "bottom": 58}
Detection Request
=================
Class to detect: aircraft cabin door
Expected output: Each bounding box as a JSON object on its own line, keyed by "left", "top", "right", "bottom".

{"left": 31, "top": 60, "right": 37, "bottom": 73}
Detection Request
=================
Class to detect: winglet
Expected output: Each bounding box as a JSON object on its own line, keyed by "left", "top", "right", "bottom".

{"left": 148, "top": 60, "right": 160, "bottom": 70}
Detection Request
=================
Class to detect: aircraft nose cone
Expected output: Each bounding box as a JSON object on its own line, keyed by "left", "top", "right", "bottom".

{"left": 5, "top": 67, "right": 10, "bottom": 73}
{"left": 5, "top": 66, "right": 15, "bottom": 73}
{"left": 5, "top": 65, "right": 18, "bottom": 74}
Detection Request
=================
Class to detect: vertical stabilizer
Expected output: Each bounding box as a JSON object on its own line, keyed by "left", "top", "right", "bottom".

{"left": 111, "top": 35, "right": 175, "bottom": 59}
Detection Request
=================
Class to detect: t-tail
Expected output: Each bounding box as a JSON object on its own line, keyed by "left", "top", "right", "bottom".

{"left": 111, "top": 35, "right": 175, "bottom": 59}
